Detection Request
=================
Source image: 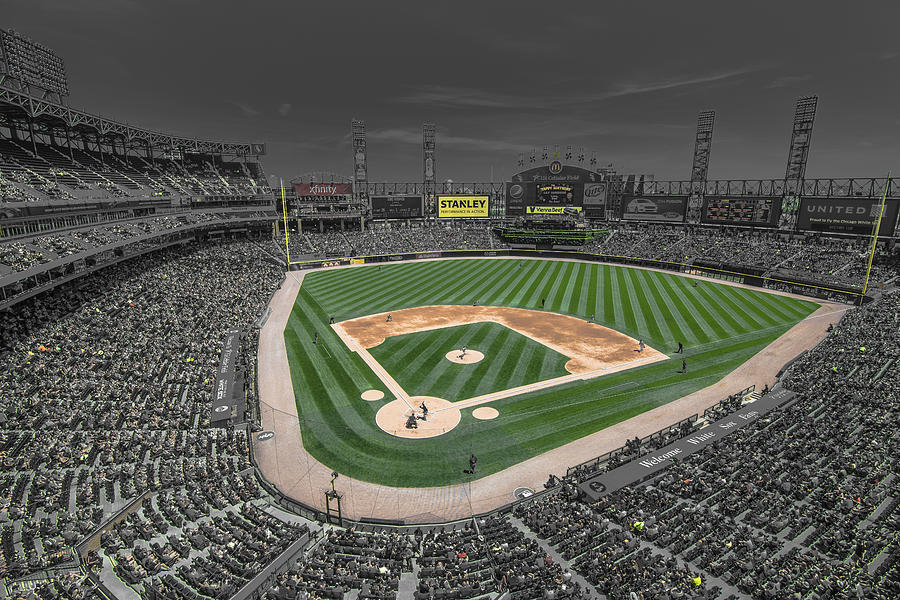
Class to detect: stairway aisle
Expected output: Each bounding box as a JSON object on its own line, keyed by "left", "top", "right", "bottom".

{"left": 507, "top": 514, "right": 605, "bottom": 600}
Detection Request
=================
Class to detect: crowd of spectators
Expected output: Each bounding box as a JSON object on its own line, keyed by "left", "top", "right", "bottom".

{"left": 1, "top": 138, "right": 267, "bottom": 205}
{"left": 513, "top": 289, "right": 900, "bottom": 599}
{"left": 0, "top": 239, "right": 299, "bottom": 598}
{"left": 271, "top": 221, "right": 897, "bottom": 292}
{"left": 0, "top": 212, "right": 272, "bottom": 275}
{"left": 0, "top": 210, "right": 897, "bottom": 600}
{"left": 578, "top": 223, "right": 898, "bottom": 289}
{"left": 276, "top": 225, "right": 507, "bottom": 259}
{"left": 0, "top": 170, "right": 43, "bottom": 202}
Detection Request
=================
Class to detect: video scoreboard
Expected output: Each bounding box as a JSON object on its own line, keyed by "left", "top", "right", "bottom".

{"left": 702, "top": 196, "right": 779, "bottom": 227}
{"left": 370, "top": 195, "right": 423, "bottom": 219}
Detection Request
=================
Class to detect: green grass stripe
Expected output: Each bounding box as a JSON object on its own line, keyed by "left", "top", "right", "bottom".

{"left": 411, "top": 261, "right": 501, "bottom": 308}
{"left": 615, "top": 267, "right": 643, "bottom": 338}
{"left": 361, "top": 260, "right": 486, "bottom": 310}
{"left": 544, "top": 261, "right": 576, "bottom": 313}
{"left": 647, "top": 271, "right": 714, "bottom": 344}
{"left": 744, "top": 288, "right": 816, "bottom": 322}
{"left": 702, "top": 281, "right": 765, "bottom": 331}
{"left": 634, "top": 269, "right": 686, "bottom": 346}
{"left": 423, "top": 260, "right": 506, "bottom": 306}
{"left": 496, "top": 259, "right": 543, "bottom": 306}
{"left": 362, "top": 260, "right": 486, "bottom": 310}
{"left": 584, "top": 266, "right": 598, "bottom": 322}
{"left": 371, "top": 322, "right": 570, "bottom": 402}
{"left": 492, "top": 332, "right": 533, "bottom": 392}
{"left": 607, "top": 266, "right": 627, "bottom": 331}
{"left": 465, "top": 260, "right": 524, "bottom": 306}
{"left": 566, "top": 262, "right": 588, "bottom": 317}
{"left": 624, "top": 268, "right": 664, "bottom": 344}
{"left": 419, "top": 326, "right": 504, "bottom": 400}
{"left": 668, "top": 274, "right": 737, "bottom": 338}
{"left": 530, "top": 260, "right": 567, "bottom": 309}
{"left": 715, "top": 283, "right": 784, "bottom": 328}
{"left": 510, "top": 260, "right": 555, "bottom": 307}
{"left": 308, "top": 261, "right": 437, "bottom": 301}
{"left": 600, "top": 266, "right": 614, "bottom": 324}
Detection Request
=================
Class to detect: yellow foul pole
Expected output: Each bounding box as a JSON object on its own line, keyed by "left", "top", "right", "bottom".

{"left": 281, "top": 178, "right": 291, "bottom": 265}
{"left": 861, "top": 173, "right": 890, "bottom": 299}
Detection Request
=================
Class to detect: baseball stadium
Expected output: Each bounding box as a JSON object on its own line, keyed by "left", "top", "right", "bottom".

{"left": 1, "top": 8, "right": 899, "bottom": 600}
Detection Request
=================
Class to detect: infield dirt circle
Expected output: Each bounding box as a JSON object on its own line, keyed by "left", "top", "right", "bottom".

{"left": 375, "top": 396, "right": 460, "bottom": 439}
{"left": 472, "top": 407, "right": 499, "bottom": 420}
{"left": 444, "top": 349, "right": 485, "bottom": 364}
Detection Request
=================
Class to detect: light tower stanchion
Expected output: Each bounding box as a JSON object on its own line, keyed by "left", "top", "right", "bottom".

{"left": 324, "top": 471, "right": 343, "bottom": 527}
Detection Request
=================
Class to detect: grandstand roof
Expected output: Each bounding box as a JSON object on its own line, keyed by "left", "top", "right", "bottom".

{"left": 0, "top": 81, "right": 265, "bottom": 158}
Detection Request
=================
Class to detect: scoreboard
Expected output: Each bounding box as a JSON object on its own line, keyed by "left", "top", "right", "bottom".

{"left": 370, "top": 195, "right": 423, "bottom": 219}
{"left": 702, "top": 196, "right": 779, "bottom": 227}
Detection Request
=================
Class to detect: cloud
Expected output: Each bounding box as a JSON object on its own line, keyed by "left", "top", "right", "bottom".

{"left": 394, "top": 68, "right": 762, "bottom": 111}
{"left": 393, "top": 86, "right": 530, "bottom": 109}
{"left": 590, "top": 67, "right": 764, "bottom": 102}
{"left": 278, "top": 103, "right": 292, "bottom": 117}
{"left": 368, "top": 128, "right": 532, "bottom": 153}
{"left": 227, "top": 100, "right": 259, "bottom": 117}
{"left": 765, "top": 74, "right": 813, "bottom": 89}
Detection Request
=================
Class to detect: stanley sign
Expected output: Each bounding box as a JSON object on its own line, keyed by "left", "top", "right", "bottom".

{"left": 437, "top": 195, "right": 490, "bottom": 218}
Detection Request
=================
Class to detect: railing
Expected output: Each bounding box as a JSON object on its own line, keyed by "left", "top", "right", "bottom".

{"left": 565, "top": 414, "right": 699, "bottom": 479}
{"left": 702, "top": 384, "right": 756, "bottom": 420}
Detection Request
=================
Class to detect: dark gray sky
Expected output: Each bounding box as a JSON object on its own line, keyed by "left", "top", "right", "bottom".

{"left": 3, "top": 1, "right": 899, "bottom": 183}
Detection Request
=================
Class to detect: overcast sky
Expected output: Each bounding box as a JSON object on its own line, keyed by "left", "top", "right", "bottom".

{"left": 2, "top": 1, "right": 899, "bottom": 183}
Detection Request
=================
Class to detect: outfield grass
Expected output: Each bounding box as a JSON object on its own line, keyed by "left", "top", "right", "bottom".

{"left": 369, "top": 322, "right": 571, "bottom": 402}
{"left": 283, "top": 258, "right": 820, "bottom": 487}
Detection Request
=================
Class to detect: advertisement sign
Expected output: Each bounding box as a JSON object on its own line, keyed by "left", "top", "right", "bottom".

{"left": 371, "top": 195, "right": 424, "bottom": 219}
{"left": 583, "top": 182, "right": 608, "bottom": 218}
{"left": 437, "top": 195, "right": 490, "bottom": 218}
{"left": 620, "top": 195, "right": 687, "bottom": 222}
{"left": 293, "top": 182, "right": 353, "bottom": 196}
{"left": 797, "top": 198, "right": 898, "bottom": 235}
{"left": 505, "top": 182, "right": 528, "bottom": 215}
{"left": 211, "top": 329, "right": 240, "bottom": 425}
{"left": 536, "top": 183, "right": 579, "bottom": 205}
{"left": 701, "top": 196, "right": 780, "bottom": 227}
{"left": 506, "top": 164, "right": 603, "bottom": 216}
{"left": 526, "top": 206, "right": 582, "bottom": 215}
{"left": 582, "top": 182, "right": 608, "bottom": 206}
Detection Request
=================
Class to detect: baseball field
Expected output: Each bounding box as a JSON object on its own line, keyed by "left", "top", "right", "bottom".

{"left": 283, "top": 258, "right": 819, "bottom": 487}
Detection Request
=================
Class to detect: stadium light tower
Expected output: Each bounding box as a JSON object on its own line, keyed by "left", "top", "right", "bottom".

{"left": 685, "top": 111, "right": 715, "bottom": 223}
{"left": 784, "top": 96, "right": 818, "bottom": 194}
{"left": 351, "top": 119, "right": 368, "bottom": 205}
{"left": 689, "top": 111, "right": 715, "bottom": 193}
{"left": 424, "top": 123, "right": 436, "bottom": 214}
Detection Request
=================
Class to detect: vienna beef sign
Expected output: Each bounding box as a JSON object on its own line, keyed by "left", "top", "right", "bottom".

{"left": 293, "top": 182, "right": 354, "bottom": 197}
{"left": 437, "top": 195, "right": 490, "bottom": 218}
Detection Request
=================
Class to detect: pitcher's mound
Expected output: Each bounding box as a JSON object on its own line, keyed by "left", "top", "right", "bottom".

{"left": 445, "top": 349, "right": 484, "bottom": 365}
{"left": 376, "top": 396, "right": 460, "bottom": 439}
